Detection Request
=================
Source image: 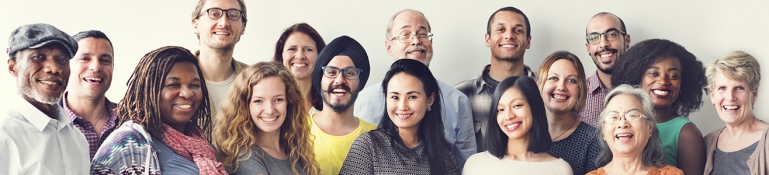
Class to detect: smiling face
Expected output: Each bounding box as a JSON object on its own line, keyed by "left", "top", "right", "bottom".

{"left": 602, "top": 94, "right": 654, "bottom": 156}
{"left": 9, "top": 44, "right": 71, "bottom": 105}
{"left": 386, "top": 10, "right": 433, "bottom": 66}
{"left": 68, "top": 37, "right": 114, "bottom": 99}
{"left": 585, "top": 14, "right": 630, "bottom": 74}
{"left": 641, "top": 56, "right": 682, "bottom": 108}
{"left": 320, "top": 56, "right": 360, "bottom": 113}
{"left": 485, "top": 11, "right": 530, "bottom": 61}
{"left": 250, "top": 76, "right": 288, "bottom": 135}
{"left": 281, "top": 32, "right": 318, "bottom": 80}
{"left": 710, "top": 70, "right": 758, "bottom": 125}
{"left": 160, "top": 62, "right": 203, "bottom": 132}
{"left": 496, "top": 87, "right": 533, "bottom": 140}
{"left": 193, "top": 0, "right": 246, "bottom": 51}
{"left": 541, "top": 59, "right": 580, "bottom": 113}
{"left": 386, "top": 72, "right": 434, "bottom": 131}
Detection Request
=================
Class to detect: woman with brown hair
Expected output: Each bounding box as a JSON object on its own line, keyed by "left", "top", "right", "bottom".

{"left": 213, "top": 62, "right": 319, "bottom": 175}
{"left": 272, "top": 23, "right": 326, "bottom": 112}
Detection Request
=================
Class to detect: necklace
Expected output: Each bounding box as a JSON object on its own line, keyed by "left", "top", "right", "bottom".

{"left": 552, "top": 118, "right": 578, "bottom": 141}
{"left": 93, "top": 107, "right": 109, "bottom": 127}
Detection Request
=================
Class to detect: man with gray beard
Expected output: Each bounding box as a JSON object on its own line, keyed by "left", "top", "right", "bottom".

{"left": 1, "top": 23, "right": 89, "bottom": 175}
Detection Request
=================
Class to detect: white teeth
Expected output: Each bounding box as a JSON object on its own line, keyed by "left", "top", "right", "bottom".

{"left": 292, "top": 63, "right": 307, "bottom": 68}
{"left": 553, "top": 94, "right": 568, "bottom": 100}
{"left": 407, "top": 51, "right": 423, "bottom": 55}
{"left": 600, "top": 53, "right": 613, "bottom": 58}
{"left": 723, "top": 105, "right": 739, "bottom": 110}
{"left": 501, "top": 44, "right": 516, "bottom": 48}
{"left": 85, "top": 77, "right": 102, "bottom": 82}
{"left": 178, "top": 105, "right": 192, "bottom": 109}
{"left": 261, "top": 117, "right": 277, "bottom": 122}
{"left": 332, "top": 89, "right": 346, "bottom": 93}
{"left": 214, "top": 32, "right": 230, "bottom": 36}
{"left": 40, "top": 81, "right": 58, "bottom": 85}
{"left": 652, "top": 90, "right": 669, "bottom": 96}
{"left": 506, "top": 123, "right": 520, "bottom": 130}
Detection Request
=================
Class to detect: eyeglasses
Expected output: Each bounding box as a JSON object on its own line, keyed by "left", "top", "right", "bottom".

{"left": 322, "top": 66, "right": 363, "bottom": 80}
{"left": 199, "top": 8, "right": 245, "bottom": 21}
{"left": 585, "top": 28, "right": 626, "bottom": 44}
{"left": 390, "top": 32, "right": 434, "bottom": 43}
{"left": 603, "top": 110, "right": 647, "bottom": 125}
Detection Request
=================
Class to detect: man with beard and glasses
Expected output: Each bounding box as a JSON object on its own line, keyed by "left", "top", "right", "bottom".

{"left": 580, "top": 12, "right": 631, "bottom": 127}
{"left": 191, "top": 0, "right": 250, "bottom": 118}
{"left": 1, "top": 23, "right": 89, "bottom": 175}
{"left": 59, "top": 30, "right": 119, "bottom": 160}
{"left": 309, "top": 35, "right": 376, "bottom": 175}
{"left": 455, "top": 6, "right": 536, "bottom": 152}
{"left": 354, "top": 9, "right": 476, "bottom": 168}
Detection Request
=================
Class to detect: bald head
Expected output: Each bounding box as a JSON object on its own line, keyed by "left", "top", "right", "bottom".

{"left": 385, "top": 9, "right": 434, "bottom": 66}
{"left": 587, "top": 12, "right": 626, "bottom": 34}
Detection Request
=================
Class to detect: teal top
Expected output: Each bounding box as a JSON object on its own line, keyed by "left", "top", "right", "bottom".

{"left": 655, "top": 116, "right": 692, "bottom": 167}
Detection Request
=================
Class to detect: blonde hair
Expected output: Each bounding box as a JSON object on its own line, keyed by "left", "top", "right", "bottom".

{"left": 213, "top": 62, "right": 319, "bottom": 175}
{"left": 191, "top": 0, "right": 248, "bottom": 39}
{"left": 536, "top": 51, "right": 587, "bottom": 114}
{"left": 706, "top": 51, "right": 761, "bottom": 91}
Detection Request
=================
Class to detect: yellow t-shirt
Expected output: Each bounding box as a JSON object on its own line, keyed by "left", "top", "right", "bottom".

{"left": 309, "top": 113, "right": 377, "bottom": 175}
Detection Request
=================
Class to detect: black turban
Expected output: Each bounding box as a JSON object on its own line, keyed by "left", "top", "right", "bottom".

{"left": 311, "top": 35, "right": 370, "bottom": 110}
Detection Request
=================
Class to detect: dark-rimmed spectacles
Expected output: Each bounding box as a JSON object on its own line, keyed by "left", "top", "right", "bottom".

{"left": 586, "top": 28, "right": 626, "bottom": 44}
{"left": 322, "top": 66, "right": 363, "bottom": 80}
{"left": 199, "top": 8, "right": 245, "bottom": 21}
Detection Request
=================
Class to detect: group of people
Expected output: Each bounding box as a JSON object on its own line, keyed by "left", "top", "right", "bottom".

{"left": 1, "top": 0, "right": 766, "bottom": 175}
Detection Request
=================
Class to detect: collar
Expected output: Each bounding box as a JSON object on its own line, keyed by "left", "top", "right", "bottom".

{"left": 475, "top": 64, "right": 537, "bottom": 94}
{"left": 60, "top": 91, "right": 118, "bottom": 125}
{"left": 12, "top": 93, "right": 72, "bottom": 131}
{"left": 587, "top": 71, "right": 608, "bottom": 94}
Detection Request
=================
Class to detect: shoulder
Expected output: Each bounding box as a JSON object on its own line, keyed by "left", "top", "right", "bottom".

{"left": 704, "top": 127, "right": 724, "bottom": 143}
{"left": 466, "top": 151, "right": 496, "bottom": 164}
{"left": 455, "top": 76, "right": 481, "bottom": 91}
{"left": 357, "top": 119, "right": 378, "bottom": 131}
{"left": 679, "top": 122, "right": 704, "bottom": 140}
{"left": 585, "top": 167, "right": 606, "bottom": 175}
{"left": 656, "top": 165, "right": 685, "bottom": 175}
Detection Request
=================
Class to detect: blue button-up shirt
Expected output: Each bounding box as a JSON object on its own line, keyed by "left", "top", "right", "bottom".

{"left": 354, "top": 80, "right": 477, "bottom": 168}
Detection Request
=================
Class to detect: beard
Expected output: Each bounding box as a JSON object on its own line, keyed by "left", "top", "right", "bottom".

{"left": 592, "top": 48, "right": 620, "bottom": 74}
{"left": 321, "top": 84, "right": 359, "bottom": 113}
{"left": 18, "top": 76, "right": 63, "bottom": 105}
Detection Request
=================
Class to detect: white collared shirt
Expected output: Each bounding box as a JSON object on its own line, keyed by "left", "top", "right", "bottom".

{"left": 0, "top": 94, "right": 90, "bottom": 175}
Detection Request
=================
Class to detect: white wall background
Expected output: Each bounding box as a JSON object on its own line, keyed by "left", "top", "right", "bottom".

{"left": 2, "top": 0, "right": 767, "bottom": 134}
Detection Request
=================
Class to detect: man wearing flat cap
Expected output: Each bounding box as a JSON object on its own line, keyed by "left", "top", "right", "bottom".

{"left": 309, "top": 35, "right": 377, "bottom": 175}
{"left": 0, "top": 23, "right": 90, "bottom": 175}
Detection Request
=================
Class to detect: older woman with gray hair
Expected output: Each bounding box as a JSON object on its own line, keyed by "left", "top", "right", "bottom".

{"left": 703, "top": 51, "right": 768, "bottom": 175}
{"left": 587, "top": 84, "right": 683, "bottom": 175}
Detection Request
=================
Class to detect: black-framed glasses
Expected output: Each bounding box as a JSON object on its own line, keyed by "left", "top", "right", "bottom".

{"left": 199, "top": 8, "right": 245, "bottom": 21}
{"left": 322, "top": 66, "right": 363, "bottom": 80}
{"left": 603, "top": 110, "right": 647, "bottom": 125}
{"left": 390, "top": 32, "right": 433, "bottom": 43}
{"left": 586, "top": 28, "right": 626, "bottom": 44}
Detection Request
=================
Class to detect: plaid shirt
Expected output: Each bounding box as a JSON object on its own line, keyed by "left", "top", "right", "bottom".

{"left": 579, "top": 71, "right": 611, "bottom": 127}
{"left": 455, "top": 64, "right": 536, "bottom": 152}
{"left": 60, "top": 91, "right": 119, "bottom": 160}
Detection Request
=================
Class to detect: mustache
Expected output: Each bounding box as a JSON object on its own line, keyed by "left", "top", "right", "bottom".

{"left": 405, "top": 45, "right": 428, "bottom": 53}
{"left": 325, "top": 84, "right": 352, "bottom": 93}
{"left": 593, "top": 48, "right": 618, "bottom": 56}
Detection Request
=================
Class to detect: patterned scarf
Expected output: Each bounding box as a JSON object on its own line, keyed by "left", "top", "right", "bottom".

{"left": 161, "top": 124, "right": 227, "bottom": 175}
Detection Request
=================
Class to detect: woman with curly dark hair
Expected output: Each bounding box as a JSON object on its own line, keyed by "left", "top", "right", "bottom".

{"left": 611, "top": 39, "right": 707, "bottom": 175}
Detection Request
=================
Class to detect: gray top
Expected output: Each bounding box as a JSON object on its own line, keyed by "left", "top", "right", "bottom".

{"left": 339, "top": 130, "right": 460, "bottom": 175}
{"left": 711, "top": 141, "right": 759, "bottom": 175}
{"left": 154, "top": 136, "right": 200, "bottom": 174}
{"left": 233, "top": 146, "right": 306, "bottom": 175}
